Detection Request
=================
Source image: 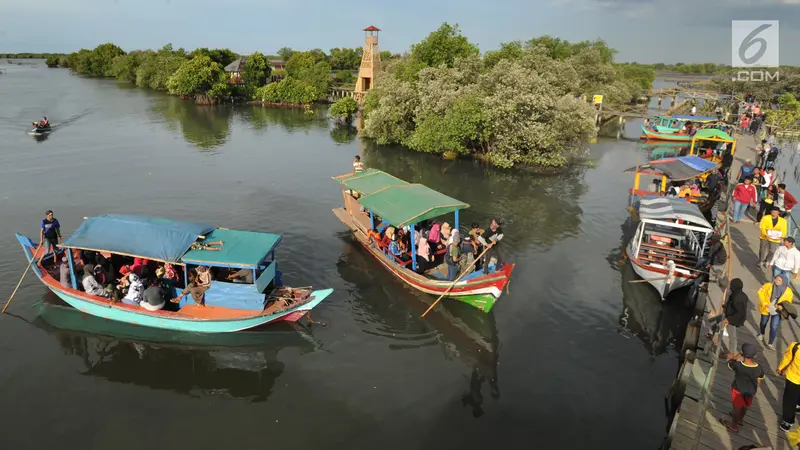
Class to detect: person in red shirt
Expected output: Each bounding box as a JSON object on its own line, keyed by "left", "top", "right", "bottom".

{"left": 732, "top": 176, "right": 758, "bottom": 223}
{"left": 777, "top": 183, "right": 798, "bottom": 217}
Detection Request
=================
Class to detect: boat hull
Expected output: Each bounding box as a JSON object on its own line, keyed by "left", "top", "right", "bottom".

{"left": 625, "top": 245, "right": 696, "bottom": 300}
{"left": 640, "top": 125, "right": 692, "bottom": 142}
{"left": 16, "top": 234, "right": 332, "bottom": 333}
{"left": 332, "top": 208, "right": 513, "bottom": 313}
{"left": 28, "top": 126, "right": 51, "bottom": 135}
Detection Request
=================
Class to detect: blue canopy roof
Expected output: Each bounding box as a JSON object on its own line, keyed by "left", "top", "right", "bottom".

{"left": 62, "top": 215, "right": 215, "bottom": 263}
{"left": 675, "top": 155, "right": 718, "bottom": 172}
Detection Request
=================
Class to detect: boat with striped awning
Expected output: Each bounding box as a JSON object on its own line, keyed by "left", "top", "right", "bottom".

{"left": 624, "top": 197, "right": 714, "bottom": 300}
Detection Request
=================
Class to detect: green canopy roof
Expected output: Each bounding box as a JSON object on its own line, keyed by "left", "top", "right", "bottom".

{"left": 692, "top": 128, "right": 734, "bottom": 142}
{"left": 179, "top": 228, "right": 281, "bottom": 268}
{"left": 358, "top": 184, "right": 469, "bottom": 228}
{"left": 335, "top": 169, "right": 408, "bottom": 195}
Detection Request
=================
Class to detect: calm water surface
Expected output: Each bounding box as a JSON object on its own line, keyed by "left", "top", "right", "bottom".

{"left": 0, "top": 60, "right": 691, "bottom": 449}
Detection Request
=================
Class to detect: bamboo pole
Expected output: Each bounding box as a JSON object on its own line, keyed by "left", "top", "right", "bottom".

{"left": 3, "top": 245, "right": 42, "bottom": 314}
{"left": 421, "top": 246, "right": 492, "bottom": 318}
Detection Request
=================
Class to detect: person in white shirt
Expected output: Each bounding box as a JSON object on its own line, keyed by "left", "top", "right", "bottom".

{"left": 770, "top": 237, "right": 800, "bottom": 281}
{"left": 690, "top": 105, "right": 697, "bottom": 116}
{"left": 763, "top": 167, "right": 775, "bottom": 188}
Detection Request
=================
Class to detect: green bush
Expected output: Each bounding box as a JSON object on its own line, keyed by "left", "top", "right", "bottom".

{"left": 330, "top": 97, "right": 359, "bottom": 124}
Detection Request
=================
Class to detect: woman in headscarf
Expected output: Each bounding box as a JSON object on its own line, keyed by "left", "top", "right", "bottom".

{"left": 758, "top": 273, "right": 793, "bottom": 349}
{"left": 415, "top": 229, "right": 431, "bottom": 274}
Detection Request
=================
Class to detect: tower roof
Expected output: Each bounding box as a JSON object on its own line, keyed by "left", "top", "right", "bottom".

{"left": 363, "top": 25, "right": 381, "bottom": 32}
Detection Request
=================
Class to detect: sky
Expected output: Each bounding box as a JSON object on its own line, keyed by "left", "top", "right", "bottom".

{"left": 0, "top": 0, "right": 798, "bottom": 64}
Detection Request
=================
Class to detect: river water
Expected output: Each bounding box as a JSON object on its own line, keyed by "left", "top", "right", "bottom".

{"left": 0, "top": 61, "right": 691, "bottom": 449}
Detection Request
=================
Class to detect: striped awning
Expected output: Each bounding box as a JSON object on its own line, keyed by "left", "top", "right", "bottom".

{"left": 639, "top": 197, "right": 713, "bottom": 230}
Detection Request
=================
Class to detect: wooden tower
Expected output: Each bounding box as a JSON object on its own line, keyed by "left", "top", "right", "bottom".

{"left": 354, "top": 25, "right": 381, "bottom": 103}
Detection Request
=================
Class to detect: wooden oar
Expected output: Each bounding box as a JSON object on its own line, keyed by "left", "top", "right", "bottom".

{"left": 3, "top": 245, "right": 42, "bottom": 314}
{"left": 421, "top": 246, "right": 492, "bottom": 318}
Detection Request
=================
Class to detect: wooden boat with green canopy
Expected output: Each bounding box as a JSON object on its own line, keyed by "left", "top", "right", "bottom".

{"left": 331, "top": 169, "right": 515, "bottom": 313}
{"left": 688, "top": 128, "right": 736, "bottom": 167}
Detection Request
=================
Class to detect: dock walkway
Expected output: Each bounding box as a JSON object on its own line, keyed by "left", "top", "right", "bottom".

{"left": 667, "top": 134, "right": 800, "bottom": 450}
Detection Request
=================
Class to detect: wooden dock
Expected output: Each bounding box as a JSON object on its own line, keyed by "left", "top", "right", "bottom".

{"left": 663, "top": 133, "right": 800, "bottom": 450}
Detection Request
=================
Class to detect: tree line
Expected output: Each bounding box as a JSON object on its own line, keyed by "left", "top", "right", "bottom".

{"left": 359, "top": 23, "right": 656, "bottom": 169}
{"left": 1, "top": 53, "right": 65, "bottom": 59}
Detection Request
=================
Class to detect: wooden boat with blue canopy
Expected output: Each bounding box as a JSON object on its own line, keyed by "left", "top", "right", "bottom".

{"left": 625, "top": 155, "right": 721, "bottom": 214}
{"left": 15, "top": 214, "right": 333, "bottom": 333}
{"left": 648, "top": 115, "right": 718, "bottom": 134}
{"left": 688, "top": 128, "right": 736, "bottom": 166}
{"left": 331, "top": 169, "right": 514, "bottom": 313}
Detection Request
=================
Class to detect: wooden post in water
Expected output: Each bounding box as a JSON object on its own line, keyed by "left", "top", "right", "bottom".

{"left": 657, "top": 96, "right": 663, "bottom": 108}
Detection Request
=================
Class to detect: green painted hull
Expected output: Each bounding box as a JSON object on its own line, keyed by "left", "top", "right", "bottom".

{"left": 449, "top": 293, "right": 497, "bottom": 313}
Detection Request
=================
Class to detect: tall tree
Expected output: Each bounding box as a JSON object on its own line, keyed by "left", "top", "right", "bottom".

{"left": 242, "top": 52, "right": 272, "bottom": 88}
{"left": 410, "top": 23, "right": 479, "bottom": 68}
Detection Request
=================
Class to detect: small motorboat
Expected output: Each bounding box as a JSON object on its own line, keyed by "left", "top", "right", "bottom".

{"left": 28, "top": 124, "right": 52, "bottom": 135}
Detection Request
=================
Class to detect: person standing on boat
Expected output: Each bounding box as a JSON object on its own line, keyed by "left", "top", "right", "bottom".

{"left": 757, "top": 273, "right": 792, "bottom": 350}
{"left": 446, "top": 232, "right": 462, "bottom": 281}
{"left": 39, "top": 209, "right": 61, "bottom": 262}
{"left": 731, "top": 177, "right": 757, "bottom": 224}
{"left": 479, "top": 219, "right": 504, "bottom": 274}
{"left": 770, "top": 237, "right": 800, "bottom": 281}
{"left": 759, "top": 207, "right": 787, "bottom": 267}
{"left": 352, "top": 155, "right": 365, "bottom": 174}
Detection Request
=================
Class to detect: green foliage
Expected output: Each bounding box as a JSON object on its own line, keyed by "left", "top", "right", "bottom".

{"left": 255, "top": 78, "right": 318, "bottom": 104}
{"left": 66, "top": 43, "right": 125, "bottom": 77}
{"left": 766, "top": 93, "right": 800, "bottom": 129}
{"left": 330, "top": 97, "right": 359, "bottom": 123}
{"left": 328, "top": 47, "right": 362, "bottom": 70}
{"left": 45, "top": 55, "right": 61, "bottom": 67}
{"left": 135, "top": 51, "right": 188, "bottom": 91}
{"left": 285, "top": 51, "right": 331, "bottom": 98}
{"left": 362, "top": 29, "right": 628, "bottom": 169}
{"left": 167, "top": 55, "right": 230, "bottom": 101}
{"left": 277, "top": 47, "right": 295, "bottom": 62}
{"left": 1, "top": 53, "right": 64, "bottom": 59}
{"left": 410, "top": 23, "right": 479, "bottom": 69}
{"left": 190, "top": 48, "right": 238, "bottom": 67}
{"left": 332, "top": 70, "right": 356, "bottom": 86}
{"left": 242, "top": 52, "right": 272, "bottom": 88}
{"left": 111, "top": 51, "right": 147, "bottom": 83}
{"left": 380, "top": 51, "right": 399, "bottom": 61}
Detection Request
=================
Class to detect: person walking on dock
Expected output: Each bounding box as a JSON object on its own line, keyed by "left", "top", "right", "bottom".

{"left": 757, "top": 273, "right": 792, "bottom": 350}
{"left": 720, "top": 343, "right": 764, "bottom": 433}
{"left": 732, "top": 176, "right": 757, "bottom": 224}
{"left": 770, "top": 237, "right": 800, "bottom": 281}
{"left": 709, "top": 278, "right": 749, "bottom": 360}
{"left": 779, "top": 341, "right": 800, "bottom": 431}
{"left": 758, "top": 207, "right": 787, "bottom": 267}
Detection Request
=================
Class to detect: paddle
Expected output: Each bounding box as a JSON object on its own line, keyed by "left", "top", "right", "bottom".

{"left": 3, "top": 245, "right": 42, "bottom": 314}
{"left": 421, "top": 245, "right": 492, "bottom": 318}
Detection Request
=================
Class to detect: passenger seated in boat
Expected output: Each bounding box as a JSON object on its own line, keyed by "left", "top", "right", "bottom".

{"left": 415, "top": 229, "right": 431, "bottom": 273}
{"left": 647, "top": 178, "right": 661, "bottom": 193}
{"left": 368, "top": 226, "right": 381, "bottom": 247}
{"left": 141, "top": 279, "right": 166, "bottom": 311}
{"left": 440, "top": 222, "right": 452, "bottom": 243}
{"left": 678, "top": 183, "right": 692, "bottom": 199}
{"left": 387, "top": 228, "right": 410, "bottom": 263}
{"left": 82, "top": 264, "right": 113, "bottom": 299}
{"left": 121, "top": 272, "right": 145, "bottom": 306}
{"left": 171, "top": 271, "right": 207, "bottom": 306}
{"left": 690, "top": 183, "right": 701, "bottom": 197}
{"left": 227, "top": 268, "right": 254, "bottom": 284}
{"left": 381, "top": 226, "right": 394, "bottom": 249}
{"left": 59, "top": 259, "right": 72, "bottom": 289}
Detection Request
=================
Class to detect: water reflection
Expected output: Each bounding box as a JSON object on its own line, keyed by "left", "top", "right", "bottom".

{"left": 330, "top": 125, "right": 357, "bottom": 145}
{"left": 33, "top": 297, "right": 320, "bottom": 401}
{"left": 361, "top": 142, "right": 588, "bottom": 247}
{"left": 607, "top": 219, "right": 692, "bottom": 356}
{"left": 151, "top": 97, "right": 231, "bottom": 150}
{"left": 336, "top": 241, "right": 500, "bottom": 416}
{"left": 239, "top": 105, "right": 329, "bottom": 134}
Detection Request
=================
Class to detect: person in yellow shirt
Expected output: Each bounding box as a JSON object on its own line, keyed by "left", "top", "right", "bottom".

{"left": 757, "top": 274, "right": 792, "bottom": 350}
{"left": 759, "top": 207, "right": 788, "bottom": 268}
{"left": 778, "top": 341, "right": 800, "bottom": 431}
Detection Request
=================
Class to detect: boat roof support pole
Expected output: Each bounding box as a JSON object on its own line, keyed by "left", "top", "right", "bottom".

{"left": 67, "top": 249, "right": 77, "bottom": 290}
{"left": 370, "top": 211, "right": 375, "bottom": 231}
{"left": 454, "top": 210, "right": 460, "bottom": 231}
{"left": 410, "top": 223, "right": 417, "bottom": 272}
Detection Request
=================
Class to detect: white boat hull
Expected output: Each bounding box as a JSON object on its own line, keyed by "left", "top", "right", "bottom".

{"left": 626, "top": 242, "right": 695, "bottom": 300}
